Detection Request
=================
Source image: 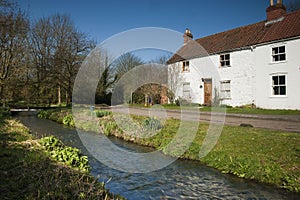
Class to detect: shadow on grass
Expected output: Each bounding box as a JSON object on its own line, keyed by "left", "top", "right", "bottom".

{"left": 0, "top": 118, "right": 124, "bottom": 200}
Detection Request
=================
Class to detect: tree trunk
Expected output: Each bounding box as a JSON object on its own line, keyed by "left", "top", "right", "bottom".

{"left": 144, "top": 94, "right": 148, "bottom": 107}
{"left": 58, "top": 85, "right": 61, "bottom": 105}
{"left": 66, "top": 89, "right": 71, "bottom": 106}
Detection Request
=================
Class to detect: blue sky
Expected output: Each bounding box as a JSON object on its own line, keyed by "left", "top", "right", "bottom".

{"left": 18, "top": 0, "right": 295, "bottom": 61}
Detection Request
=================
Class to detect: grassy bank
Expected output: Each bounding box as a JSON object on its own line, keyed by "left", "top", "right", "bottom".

{"left": 132, "top": 104, "right": 300, "bottom": 115}
{"left": 39, "top": 108, "right": 300, "bottom": 193}
{"left": 0, "top": 114, "right": 124, "bottom": 199}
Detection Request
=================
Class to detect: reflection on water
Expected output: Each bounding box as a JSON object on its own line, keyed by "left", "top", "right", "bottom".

{"left": 18, "top": 112, "right": 300, "bottom": 200}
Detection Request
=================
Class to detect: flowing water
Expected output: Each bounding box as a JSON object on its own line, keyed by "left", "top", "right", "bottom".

{"left": 17, "top": 112, "right": 300, "bottom": 200}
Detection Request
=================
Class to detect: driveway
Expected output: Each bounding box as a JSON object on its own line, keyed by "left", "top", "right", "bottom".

{"left": 106, "top": 105, "right": 300, "bottom": 133}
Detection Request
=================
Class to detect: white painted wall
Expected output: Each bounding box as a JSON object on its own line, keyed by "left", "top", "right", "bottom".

{"left": 169, "top": 49, "right": 255, "bottom": 106}
{"left": 216, "top": 50, "right": 255, "bottom": 107}
{"left": 254, "top": 38, "right": 300, "bottom": 109}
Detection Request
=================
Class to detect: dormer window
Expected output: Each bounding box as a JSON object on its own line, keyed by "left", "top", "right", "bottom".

{"left": 182, "top": 61, "right": 189, "bottom": 72}
{"left": 220, "top": 54, "right": 230, "bottom": 67}
{"left": 272, "top": 46, "right": 286, "bottom": 62}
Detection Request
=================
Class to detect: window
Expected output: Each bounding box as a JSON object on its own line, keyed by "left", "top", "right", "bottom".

{"left": 182, "top": 61, "right": 189, "bottom": 72}
{"left": 272, "top": 46, "right": 286, "bottom": 62}
{"left": 220, "top": 80, "right": 231, "bottom": 99}
{"left": 272, "top": 75, "right": 286, "bottom": 95}
{"left": 183, "top": 82, "right": 190, "bottom": 98}
{"left": 220, "top": 54, "right": 230, "bottom": 67}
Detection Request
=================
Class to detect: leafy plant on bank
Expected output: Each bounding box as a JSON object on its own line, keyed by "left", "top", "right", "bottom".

{"left": 142, "top": 117, "right": 163, "bottom": 131}
{"left": 63, "top": 114, "right": 75, "bottom": 127}
{"left": 37, "top": 110, "right": 51, "bottom": 119}
{"left": 39, "top": 136, "right": 90, "bottom": 172}
{"left": 103, "top": 121, "right": 118, "bottom": 136}
{"left": 38, "top": 109, "right": 69, "bottom": 124}
{"left": 95, "top": 110, "right": 112, "bottom": 118}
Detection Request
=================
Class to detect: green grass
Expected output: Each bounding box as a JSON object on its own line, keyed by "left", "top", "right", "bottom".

{"left": 0, "top": 116, "right": 124, "bottom": 199}
{"left": 40, "top": 108, "right": 300, "bottom": 193}
{"left": 224, "top": 107, "right": 300, "bottom": 115}
{"left": 201, "top": 126, "right": 300, "bottom": 191}
{"left": 157, "top": 104, "right": 300, "bottom": 115}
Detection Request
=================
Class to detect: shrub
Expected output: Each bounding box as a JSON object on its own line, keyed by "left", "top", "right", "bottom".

{"left": 39, "top": 136, "right": 90, "bottom": 172}
{"left": 220, "top": 104, "right": 233, "bottom": 108}
{"left": 63, "top": 114, "right": 75, "bottom": 127}
{"left": 142, "top": 117, "right": 163, "bottom": 131}
{"left": 175, "top": 97, "right": 191, "bottom": 106}
{"left": 37, "top": 110, "right": 51, "bottom": 119}
{"left": 103, "top": 121, "right": 118, "bottom": 136}
{"left": 40, "top": 135, "right": 63, "bottom": 151}
{"left": 0, "top": 108, "right": 11, "bottom": 118}
{"left": 95, "top": 110, "right": 111, "bottom": 118}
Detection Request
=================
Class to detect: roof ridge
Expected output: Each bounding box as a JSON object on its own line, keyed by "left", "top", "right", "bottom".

{"left": 194, "top": 10, "right": 300, "bottom": 43}
{"left": 167, "top": 10, "right": 300, "bottom": 64}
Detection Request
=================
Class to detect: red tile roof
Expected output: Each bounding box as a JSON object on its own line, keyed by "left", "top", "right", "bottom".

{"left": 167, "top": 10, "right": 300, "bottom": 64}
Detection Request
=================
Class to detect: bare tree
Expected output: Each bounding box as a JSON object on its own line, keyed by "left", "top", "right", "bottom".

{"left": 112, "top": 53, "right": 144, "bottom": 80}
{"left": 29, "top": 14, "right": 94, "bottom": 105}
{"left": 167, "top": 63, "right": 182, "bottom": 104}
{"left": 0, "top": 0, "right": 29, "bottom": 101}
{"left": 109, "top": 53, "right": 144, "bottom": 104}
{"left": 136, "top": 55, "right": 171, "bottom": 105}
{"left": 29, "top": 17, "right": 55, "bottom": 102}
{"left": 51, "top": 14, "right": 93, "bottom": 105}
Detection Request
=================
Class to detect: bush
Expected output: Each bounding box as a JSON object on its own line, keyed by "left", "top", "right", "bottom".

{"left": 39, "top": 135, "right": 63, "bottom": 151}
{"left": 220, "top": 104, "right": 233, "bottom": 108}
{"left": 103, "top": 121, "right": 118, "bottom": 136}
{"left": 95, "top": 110, "right": 111, "bottom": 118}
{"left": 175, "top": 97, "right": 191, "bottom": 106}
{"left": 37, "top": 110, "right": 51, "bottom": 119}
{"left": 142, "top": 117, "right": 163, "bottom": 131}
{"left": 0, "top": 107, "right": 11, "bottom": 118}
{"left": 39, "top": 136, "right": 90, "bottom": 172}
{"left": 63, "top": 114, "right": 75, "bottom": 127}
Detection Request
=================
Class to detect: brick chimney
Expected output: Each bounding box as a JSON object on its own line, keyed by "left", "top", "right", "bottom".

{"left": 183, "top": 28, "right": 193, "bottom": 45}
{"left": 266, "top": 0, "right": 286, "bottom": 21}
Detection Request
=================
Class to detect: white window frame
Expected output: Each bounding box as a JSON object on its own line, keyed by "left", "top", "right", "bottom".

{"left": 271, "top": 74, "right": 287, "bottom": 96}
{"left": 182, "top": 82, "right": 190, "bottom": 98}
{"left": 220, "top": 80, "right": 231, "bottom": 99}
{"left": 182, "top": 60, "right": 190, "bottom": 72}
{"left": 220, "top": 53, "right": 230, "bottom": 67}
{"left": 272, "top": 45, "right": 286, "bottom": 62}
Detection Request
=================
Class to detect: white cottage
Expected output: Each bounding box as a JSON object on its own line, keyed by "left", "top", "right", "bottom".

{"left": 167, "top": 0, "right": 300, "bottom": 110}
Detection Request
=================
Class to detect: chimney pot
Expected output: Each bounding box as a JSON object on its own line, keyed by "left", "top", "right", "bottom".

{"left": 266, "top": 0, "right": 286, "bottom": 21}
{"left": 183, "top": 28, "right": 193, "bottom": 45}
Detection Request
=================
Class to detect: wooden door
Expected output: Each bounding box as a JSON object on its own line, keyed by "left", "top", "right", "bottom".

{"left": 204, "top": 79, "right": 212, "bottom": 106}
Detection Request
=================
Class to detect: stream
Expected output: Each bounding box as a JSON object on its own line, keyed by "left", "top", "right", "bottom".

{"left": 17, "top": 112, "right": 300, "bottom": 200}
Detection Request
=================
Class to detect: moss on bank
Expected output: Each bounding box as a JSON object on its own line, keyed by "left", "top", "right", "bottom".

{"left": 39, "top": 108, "right": 300, "bottom": 193}
{"left": 0, "top": 115, "right": 124, "bottom": 199}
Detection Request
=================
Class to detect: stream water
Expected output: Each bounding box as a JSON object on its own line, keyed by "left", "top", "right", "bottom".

{"left": 17, "top": 112, "right": 300, "bottom": 200}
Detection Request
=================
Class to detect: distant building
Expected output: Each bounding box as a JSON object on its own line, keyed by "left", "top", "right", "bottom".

{"left": 167, "top": 0, "right": 300, "bottom": 109}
